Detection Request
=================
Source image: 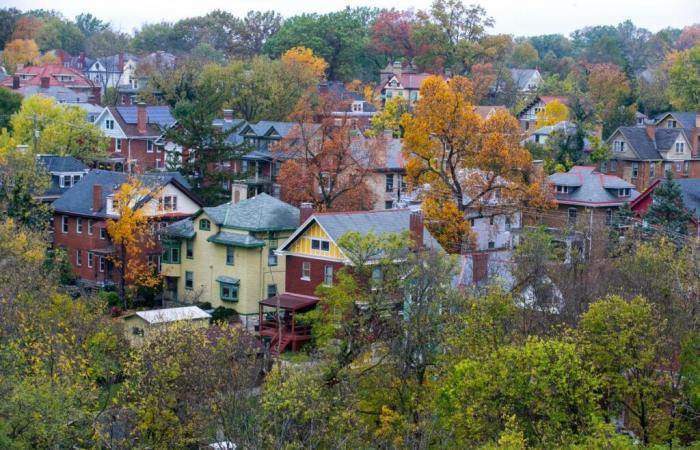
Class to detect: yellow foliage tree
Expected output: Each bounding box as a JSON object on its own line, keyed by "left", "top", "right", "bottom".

{"left": 535, "top": 99, "right": 569, "bottom": 128}
{"left": 402, "top": 75, "right": 551, "bottom": 253}
{"left": 3, "top": 39, "right": 39, "bottom": 73}
{"left": 105, "top": 177, "right": 161, "bottom": 304}
{"left": 281, "top": 46, "right": 328, "bottom": 81}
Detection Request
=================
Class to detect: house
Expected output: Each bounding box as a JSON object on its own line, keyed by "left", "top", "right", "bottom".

{"left": 123, "top": 306, "right": 210, "bottom": 346}
{"left": 94, "top": 104, "right": 176, "bottom": 173}
{"left": 522, "top": 120, "right": 595, "bottom": 150}
{"left": 1, "top": 64, "right": 99, "bottom": 104}
{"left": 473, "top": 105, "right": 508, "bottom": 120}
{"left": 516, "top": 95, "right": 569, "bottom": 133}
{"left": 74, "top": 103, "right": 104, "bottom": 123}
{"left": 604, "top": 117, "right": 699, "bottom": 191}
{"left": 510, "top": 69, "right": 543, "bottom": 93}
{"left": 159, "top": 193, "right": 299, "bottom": 325}
{"left": 116, "top": 52, "right": 175, "bottom": 105}
{"left": 543, "top": 166, "right": 639, "bottom": 259}
{"left": 366, "top": 137, "right": 412, "bottom": 210}
{"left": 379, "top": 61, "right": 437, "bottom": 107}
{"left": 319, "top": 81, "right": 377, "bottom": 127}
{"left": 46, "top": 49, "right": 88, "bottom": 71}
{"left": 52, "top": 170, "right": 202, "bottom": 288}
{"left": 36, "top": 154, "right": 89, "bottom": 202}
{"left": 85, "top": 53, "right": 137, "bottom": 92}
{"left": 260, "top": 207, "right": 440, "bottom": 352}
{"left": 630, "top": 177, "right": 700, "bottom": 235}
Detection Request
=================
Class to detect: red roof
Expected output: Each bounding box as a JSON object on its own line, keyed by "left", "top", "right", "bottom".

{"left": 259, "top": 293, "right": 319, "bottom": 311}
{"left": 539, "top": 96, "right": 569, "bottom": 105}
{"left": 1, "top": 64, "right": 93, "bottom": 89}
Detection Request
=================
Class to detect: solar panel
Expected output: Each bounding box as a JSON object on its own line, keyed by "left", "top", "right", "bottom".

{"left": 115, "top": 106, "right": 175, "bottom": 126}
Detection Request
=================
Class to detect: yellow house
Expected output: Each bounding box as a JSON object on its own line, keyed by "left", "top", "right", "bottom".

{"left": 123, "top": 306, "right": 211, "bottom": 346}
{"left": 160, "top": 193, "right": 299, "bottom": 323}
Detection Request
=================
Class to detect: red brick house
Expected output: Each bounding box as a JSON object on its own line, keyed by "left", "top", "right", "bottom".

{"left": 258, "top": 206, "right": 440, "bottom": 352}
{"left": 52, "top": 170, "right": 202, "bottom": 288}
{"left": 94, "top": 104, "right": 176, "bottom": 173}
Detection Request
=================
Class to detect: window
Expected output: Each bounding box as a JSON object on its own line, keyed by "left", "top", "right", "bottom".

{"left": 489, "top": 216, "right": 495, "bottom": 226}
{"left": 610, "top": 160, "right": 617, "bottom": 171}
{"left": 601, "top": 161, "right": 608, "bottom": 173}
{"left": 676, "top": 142, "right": 685, "bottom": 153}
{"left": 618, "top": 188, "right": 631, "bottom": 197}
{"left": 61, "top": 175, "right": 72, "bottom": 188}
{"left": 632, "top": 162, "right": 639, "bottom": 178}
{"left": 99, "top": 256, "right": 105, "bottom": 273}
{"left": 220, "top": 282, "right": 239, "bottom": 302}
{"left": 62, "top": 216, "right": 69, "bottom": 233}
{"left": 665, "top": 162, "right": 673, "bottom": 175}
{"left": 226, "top": 246, "right": 235, "bottom": 265}
{"left": 400, "top": 176, "right": 407, "bottom": 192}
{"left": 268, "top": 245, "right": 277, "bottom": 266}
{"left": 186, "top": 240, "right": 193, "bottom": 259}
{"left": 684, "top": 161, "right": 689, "bottom": 175}
{"left": 649, "top": 163, "right": 655, "bottom": 179}
{"left": 159, "top": 195, "right": 177, "bottom": 211}
{"left": 76, "top": 250, "right": 82, "bottom": 267}
{"left": 371, "top": 267, "right": 383, "bottom": 288}
{"left": 568, "top": 208, "right": 577, "bottom": 225}
{"left": 100, "top": 228, "right": 107, "bottom": 240}
{"left": 115, "top": 138, "right": 122, "bottom": 152}
{"left": 87, "top": 252, "right": 93, "bottom": 268}
{"left": 613, "top": 140, "right": 625, "bottom": 152}
{"left": 606, "top": 209, "right": 613, "bottom": 225}
{"left": 676, "top": 161, "right": 683, "bottom": 172}
{"left": 185, "top": 271, "right": 193, "bottom": 290}
{"left": 199, "top": 219, "right": 211, "bottom": 231}
{"left": 105, "top": 119, "right": 114, "bottom": 130}
{"left": 162, "top": 242, "right": 180, "bottom": 264}
{"left": 72, "top": 174, "right": 81, "bottom": 185}
{"left": 147, "top": 140, "right": 154, "bottom": 153}
{"left": 302, "top": 262, "right": 311, "bottom": 280}
{"left": 385, "top": 174, "right": 394, "bottom": 192}
{"left": 385, "top": 201, "right": 393, "bottom": 209}
{"left": 555, "top": 185, "right": 569, "bottom": 194}
{"left": 155, "top": 159, "right": 162, "bottom": 169}
{"left": 668, "top": 120, "right": 677, "bottom": 128}
{"left": 311, "top": 239, "right": 330, "bottom": 252}
{"left": 323, "top": 265, "right": 333, "bottom": 286}
{"left": 76, "top": 218, "right": 83, "bottom": 234}
{"left": 505, "top": 216, "right": 512, "bottom": 231}
{"left": 488, "top": 241, "right": 495, "bottom": 249}
{"left": 267, "top": 284, "right": 277, "bottom": 298}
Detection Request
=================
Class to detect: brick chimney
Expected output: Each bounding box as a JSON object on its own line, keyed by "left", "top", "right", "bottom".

{"left": 79, "top": 51, "right": 85, "bottom": 67}
{"left": 40, "top": 77, "right": 50, "bottom": 89}
{"left": 12, "top": 75, "right": 19, "bottom": 90}
{"left": 472, "top": 252, "right": 489, "bottom": 284}
{"left": 118, "top": 52, "right": 124, "bottom": 71}
{"left": 92, "top": 184, "right": 103, "bottom": 211}
{"left": 645, "top": 120, "right": 656, "bottom": 141}
{"left": 90, "top": 86, "right": 101, "bottom": 105}
{"left": 409, "top": 210, "right": 424, "bottom": 249}
{"left": 692, "top": 113, "right": 700, "bottom": 156}
{"left": 300, "top": 202, "right": 314, "bottom": 224}
{"left": 319, "top": 80, "right": 329, "bottom": 95}
{"left": 223, "top": 109, "right": 233, "bottom": 122}
{"left": 137, "top": 102, "right": 147, "bottom": 134}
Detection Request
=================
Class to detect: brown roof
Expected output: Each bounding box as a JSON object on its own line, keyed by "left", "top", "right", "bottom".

{"left": 473, "top": 105, "right": 508, "bottom": 119}
{"left": 259, "top": 293, "right": 319, "bottom": 311}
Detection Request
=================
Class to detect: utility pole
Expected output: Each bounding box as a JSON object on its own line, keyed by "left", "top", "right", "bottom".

{"left": 32, "top": 114, "right": 39, "bottom": 152}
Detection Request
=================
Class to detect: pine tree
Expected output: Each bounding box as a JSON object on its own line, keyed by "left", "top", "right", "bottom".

{"left": 644, "top": 172, "right": 693, "bottom": 238}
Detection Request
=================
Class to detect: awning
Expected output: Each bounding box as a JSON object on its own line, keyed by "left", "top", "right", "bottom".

{"left": 91, "top": 246, "right": 115, "bottom": 255}
{"left": 216, "top": 275, "right": 240, "bottom": 284}
{"left": 259, "top": 293, "right": 319, "bottom": 311}
{"left": 207, "top": 232, "right": 265, "bottom": 248}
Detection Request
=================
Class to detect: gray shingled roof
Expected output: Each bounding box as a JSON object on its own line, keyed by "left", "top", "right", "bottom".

{"left": 548, "top": 166, "right": 639, "bottom": 206}
{"left": 161, "top": 217, "right": 195, "bottom": 239}
{"left": 654, "top": 112, "right": 698, "bottom": 130}
{"left": 203, "top": 193, "right": 299, "bottom": 231}
{"left": 675, "top": 179, "right": 700, "bottom": 220}
{"left": 510, "top": 68, "right": 539, "bottom": 90}
{"left": 207, "top": 232, "right": 265, "bottom": 247}
{"left": 37, "top": 155, "right": 88, "bottom": 173}
{"left": 313, "top": 209, "right": 441, "bottom": 250}
{"left": 52, "top": 170, "right": 193, "bottom": 217}
{"left": 616, "top": 127, "right": 691, "bottom": 160}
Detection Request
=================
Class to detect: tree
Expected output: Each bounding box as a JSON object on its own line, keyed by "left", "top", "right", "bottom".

{"left": 281, "top": 46, "right": 328, "bottom": 80}
{"left": 577, "top": 295, "right": 667, "bottom": 445}
{"left": 85, "top": 29, "right": 130, "bottom": 57}
{"left": 644, "top": 171, "right": 694, "bottom": 237}
{"left": 586, "top": 63, "right": 631, "bottom": 123}
{"left": 510, "top": 41, "right": 539, "bottom": 68}
{"left": 105, "top": 178, "right": 162, "bottom": 303}
{"left": 75, "top": 13, "right": 108, "bottom": 37}
{"left": 0, "top": 7, "right": 21, "bottom": 49}
{"left": 131, "top": 22, "right": 178, "bottom": 54}
{"left": 469, "top": 63, "right": 496, "bottom": 104}
{"left": 429, "top": 0, "right": 494, "bottom": 69}
{"left": 275, "top": 95, "right": 378, "bottom": 211}
{"left": 401, "top": 75, "right": 550, "bottom": 253}
{"left": 0, "top": 88, "right": 22, "bottom": 131}
{"left": 368, "top": 96, "right": 408, "bottom": 138}
{"left": 2, "top": 39, "right": 39, "bottom": 73}
{"left": 231, "top": 10, "right": 282, "bottom": 58}
{"left": 370, "top": 10, "right": 418, "bottom": 63}
{"left": 669, "top": 45, "right": 700, "bottom": 111}
{"left": 9, "top": 95, "right": 107, "bottom": 160}
{"left": 535, "top": 99, "right": 569, "bottom": 128}
{"left": 676, "top": 24, "right": 700, "bottom": 50}
{"left": 36, "top": 17, "right": 85, "bottom": 54}
{"left": 10, "top": 16, "right": 43, "bottom": 41}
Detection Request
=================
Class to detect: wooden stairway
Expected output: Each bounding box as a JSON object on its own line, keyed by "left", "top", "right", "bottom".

{"left": 269, "top": 334, "right": 293, "bottom": 355}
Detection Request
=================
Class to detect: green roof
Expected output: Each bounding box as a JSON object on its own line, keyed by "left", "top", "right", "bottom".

{"left": 207, "top": 232, "right": 265, "bottom": 248}
{"left": 203, "top": 193, "right": 299, "bottom": 231}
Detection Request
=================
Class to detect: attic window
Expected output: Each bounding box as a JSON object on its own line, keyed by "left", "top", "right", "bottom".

{"left": 105, "top": 119, "right": 114, "bottom": 130}
{"left": 613, "top": 141, "right": 625, "bottom": 152}
{"left": 618, "top": 188, "right": 631, "bottom": 197}
{"left": 675, "top": 142, "right": 684, "bottom": 153}
{"left": 668, "top": 120, "right": 677, "bottom": 128}
{"left": 311, "top": 239, "right": 330, "bottom": 252}
{"left": 555, "top": 185, "right": 569, "bottom": 194}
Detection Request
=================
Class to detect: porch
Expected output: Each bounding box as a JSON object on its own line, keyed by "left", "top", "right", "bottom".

{"left": 257, "top": 293, "right": 318, "bottom": 354}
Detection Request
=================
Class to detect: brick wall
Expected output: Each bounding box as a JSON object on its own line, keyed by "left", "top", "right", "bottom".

{"left": 285, "top": 255, "right": 345, "bottom": 297}
{"left": 108, "top": 138, "right": 164, "bottom": 172}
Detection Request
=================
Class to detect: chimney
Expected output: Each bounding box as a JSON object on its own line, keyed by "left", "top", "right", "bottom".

{"left": 90, "top": 86, "right": 101, "bottom": 105}
{"left": 137, "top": 102, "right": 147, "bottom": 134}
{"left": 409, "top": 210, "right": 424, "bottom": 249}
{"left": 231, "top": 183, "right": 248, "bottom": 204}
{"left": 300, "top": 202, "right": 314, "bottom": 224}
{"left": 319, "top": 80, "right": 329, "bottom": 95}
{"left": 118, "top": 52, "right": 124, "bottom": 72}
{"left": 79, "top": 51, "right": 85, "bottom": 66}
{"left": 645, "top": 120, "right": 656, "bottom": 141}
{"left": 472, "top": 252, "right": 490, "bottom": 284}
{"left": 12, "top": 75, "right": 19, "bottom": 90}
{"left": 92, "top": 184, "right": 103, "bottom": 211}
{"left": 223, "top": 109, "right": 233, "bottom": 122}
{"left": 40, "top": 77, "right": 50, "bottom": 89}
{"left": 692, "top": 114, "right": 700, "bottom": 156}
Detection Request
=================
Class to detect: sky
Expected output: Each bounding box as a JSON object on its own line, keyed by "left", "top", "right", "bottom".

{"left": 3, "top": 0, "right": 699, "bottom": 36}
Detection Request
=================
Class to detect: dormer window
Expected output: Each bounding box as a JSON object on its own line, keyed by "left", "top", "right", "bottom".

{"left": 675, "top": 142, "right": 684, "bottom": 153}
{"left": 352, "top": 102, "right": 363, "bottom": 112}
{"left": 613, "top": 140, "right": 625, "bottom": 152}
{"left": 618, "top": 188, "right": 631, "bottom": 197}
{"left": 555, "top": 185, "right": 569, "bottom": 194}
{"left": 105, "top": 119, "right": 114, "bottom": 130}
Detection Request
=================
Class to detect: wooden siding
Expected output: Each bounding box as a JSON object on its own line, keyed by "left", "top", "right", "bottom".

{"left": 288, "top": 222, "right": 344, "bottom": 260}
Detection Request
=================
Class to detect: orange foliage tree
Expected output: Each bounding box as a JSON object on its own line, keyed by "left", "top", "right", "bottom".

{"left": 3, "top": 39, "right": 39, "bottom": 73}
{"left": 274, "top": 94, "right": 378, "bottom": 211}
{"left": 586, "top": 63, "right": 631, "bottom": 120}
{"left": 402, "top": 75, "right": 550, "bottom": 253}
{"left": 105, "top": 177, "right": 162, "bottom": 304}
{"left": 281, "top": 46, "right": 328, "bottom": 81}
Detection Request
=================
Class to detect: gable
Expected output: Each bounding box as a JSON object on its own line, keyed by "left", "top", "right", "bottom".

{"left": 284, "top": 221, "right": 345, "bottom": 260}
{"left": 384, "top": 75, "right": 403, "bottom": 90}
{"left": 95, "top": 109, "right": 126, "bottom": 138}
{"left": 608, "top": 129, "right": 640, "bottom": 159}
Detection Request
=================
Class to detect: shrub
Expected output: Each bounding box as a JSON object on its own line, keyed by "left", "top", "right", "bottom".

{"left": 211, "top": 306, "right": 239, "bottom": 323}
{"left": 195, "top": 301, "right": 213, "bottom": 310}
{"left": 99, "top": 291, "right": 121, "bottom": 307}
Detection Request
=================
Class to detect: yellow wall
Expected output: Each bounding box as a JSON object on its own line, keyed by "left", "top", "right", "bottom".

{"left": 288, "top": 222, "right": 344, "bottom": 260}
{"left": 161, "top": 212, "right": 289, "bottom": 315}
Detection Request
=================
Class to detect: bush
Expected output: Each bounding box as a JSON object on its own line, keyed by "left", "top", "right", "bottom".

{"left": 195, "top": 301, "right": 213, "bottom": 310}
{"left": 99, "top": 290, "right": 122, "bottom": 307}
{"left": 210, "top": 306, "right": 239, "bottom": 324}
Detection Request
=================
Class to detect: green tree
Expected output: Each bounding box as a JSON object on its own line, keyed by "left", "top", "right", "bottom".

{"left": 644, "top": 171, "right": 693, "bottom": 237}
{"left": 35, "top": 16, "right": 85, "bottom": 54}
{"left": 0, "top": 7, "right": 21, "bottom": 49}
{"left": 75, "top": 13, "right": 108, "bottom": 37}
{"left": 669, "top": 45, "right": 700, "bottom": 110}
{"left": 84, "top": 29, "right": 131, "bottom": 57}
{"left": 0, "top": 88, "right": 22, "bottom": 131}
{"left": 510, "top": 41, "right": 539, "bottom": 68}
{"left": 131, "top": 22, "right": 178, "bottom": 54}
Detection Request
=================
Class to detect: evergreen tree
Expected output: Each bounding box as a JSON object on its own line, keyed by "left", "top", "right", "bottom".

{"left": 644, "top": 171, "right": 693, "bottom": 238}
{"left": 608, "top": 202, "right": 634, "bottom": 255}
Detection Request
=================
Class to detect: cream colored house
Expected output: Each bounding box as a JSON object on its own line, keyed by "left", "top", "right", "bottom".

{"left": 160, "top": 194, "right": 299, "bottom": 323}
{"left": 123, "top": 306, "right": 211, "bottom": 346}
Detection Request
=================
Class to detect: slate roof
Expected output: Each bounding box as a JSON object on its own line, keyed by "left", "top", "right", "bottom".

{"left": 161, "top": 217, "right": 195, "bottom": 239}
{"left": 203, "top": 193, "right": 299, "bottom": 231}
{"left": 52, "top": 170, "right": 194, "bottom": 218}
{"left": 394, "top": 73, "right": 432, "bottom": 90}
{"left": 654, "top": 112, "right": 698, "bottom": 129}
{"left": 37, "top": 155, "right": 88, "bottom": 173}
{"left": 473, "top": 105, "right": 507, "bottom": 119}
{"left": 130, "top": 306, "right": 210, "bottom": 324}
{"left": 615, "top": 127, "right": 692, "bottom": 160}
{"left": 675, "top": 179, "right": 700, "bottom": 220}
{"left": 510, "top": 69, "right": 540, "bottom": 90}
{"left": 13, "top": 85, "right": 95, "bottom": 103}
{"left": 207, "top": 232, "right": 265, "bottom": 247}
{"left": 548, "top": 166, "right": 639, "bottom": 206}
{"left": 321, "top": 81, "right": 377, "bottom": 113}
{"left": 372, "top": 138, "right": 405, "bottom": 171}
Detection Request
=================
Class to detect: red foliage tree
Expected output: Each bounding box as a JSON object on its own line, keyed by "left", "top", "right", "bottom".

{"left": 371, "top": 10, "right": 418, "bottom": 63}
